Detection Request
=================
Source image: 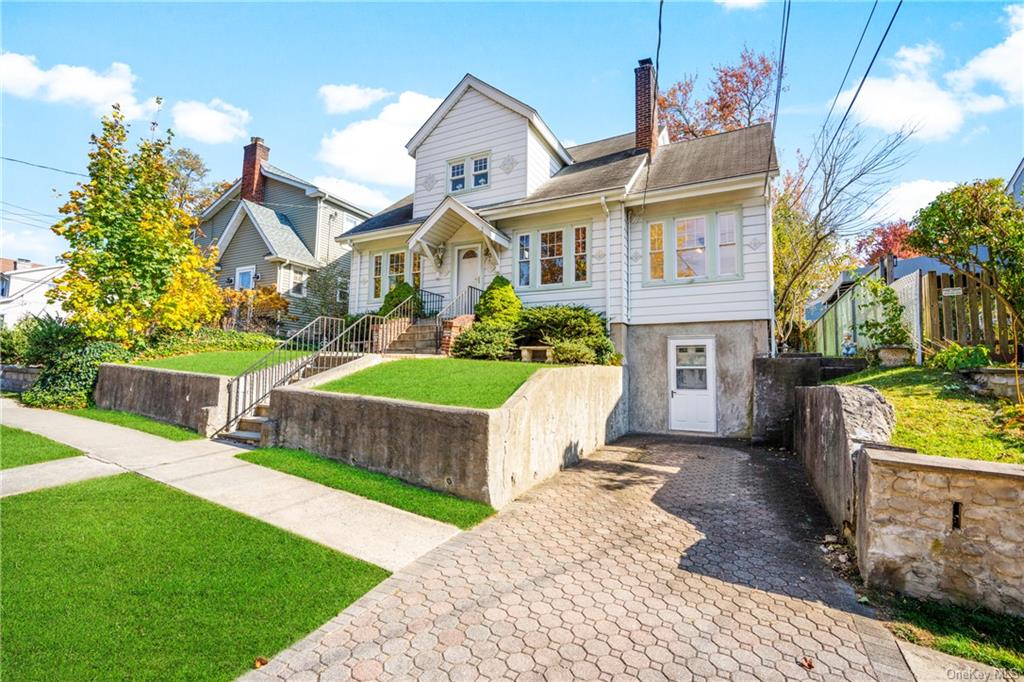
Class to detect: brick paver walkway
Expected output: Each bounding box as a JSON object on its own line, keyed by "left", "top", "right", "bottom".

{"left": 245, "top": 436, "right": 914, "bottom": 681}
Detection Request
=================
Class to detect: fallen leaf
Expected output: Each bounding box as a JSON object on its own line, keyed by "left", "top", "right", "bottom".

{"left": 254, "top": 657, "right": 269, "bottom": 669}
{"left": 799, "top": 656, "right": 815, "bottom": 670}
{"left": 824, "top": 534, "right": 838, "bottom": 543}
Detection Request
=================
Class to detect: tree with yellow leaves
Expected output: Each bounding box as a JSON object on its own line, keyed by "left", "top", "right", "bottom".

{"left": 48, "top": 103, "right": 223, "bottom": 346}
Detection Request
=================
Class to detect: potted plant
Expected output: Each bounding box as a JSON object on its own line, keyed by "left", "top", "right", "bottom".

{"left": 857, "top": 279, "right": 913, "bottom": 367}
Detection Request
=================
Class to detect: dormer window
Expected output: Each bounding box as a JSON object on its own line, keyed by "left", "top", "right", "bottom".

{"left": 448, "top": 153, "right": 490, "bottom": 194}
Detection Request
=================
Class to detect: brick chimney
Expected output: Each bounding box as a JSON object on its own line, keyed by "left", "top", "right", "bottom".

{"left": 240, "top": 136, "right": 269, "bottom": 203}
{"left": 635, "top": 58, "right": 660, "bottom": 156}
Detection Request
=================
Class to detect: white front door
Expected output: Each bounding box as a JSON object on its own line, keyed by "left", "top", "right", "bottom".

{"left": 456, "top": 247, "right": 481, "bottom": 293}
{"left": 668, "top": 338, "right": 717, "bottom": 432}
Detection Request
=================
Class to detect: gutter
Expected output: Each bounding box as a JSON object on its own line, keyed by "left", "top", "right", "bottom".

{"left": 600, "top": 195, "right": 611, "bottom": 332}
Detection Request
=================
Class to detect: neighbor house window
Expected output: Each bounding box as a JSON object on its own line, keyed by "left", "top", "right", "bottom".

{"left": 449, "top": 162, "right": 465, "bottom": 192}
{"left": 372, "top": 255, "right": 383, "bottom": 298}
{"left": 293, "top": 268, "right": 307, "bottom": 298}
{"left": 387, "top": 252, "right": 405, "bottom": 291}
{"left": 235, "top": 266, "right": 255, "bottom": 290}
{"left": 411, "top": 252, "right": 422, "bottom": 289}
{"left": 675, "top": 216, "right": 707, "bottom": 278}
{"left": 336, "top": 276, "right": 345, "bottom": 303}
{"left": 472, "top": 155, "right": 489, "bottom": 188}
{"left": 648, "top": 223, "right": 665, "bottom": 280}
{"left": 343, "top": 213, "right": 358, "bottom": 232}
{"left": 517, "top": 234, "right": 531, "bottom": 287}
{"left": 718, "top": 211, "right": 738, "bottom": 276}
{"left": 573, "top": 226, "right": 588, "bottom": 282}
{"left": 540, "top": 229, "right": 564, "bottom": 285}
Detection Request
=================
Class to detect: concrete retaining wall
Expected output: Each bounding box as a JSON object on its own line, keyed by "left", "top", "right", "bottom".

{"left": 857, "top": 447, "right": 1024, "bottom": 617}
{"left": 269, "top": 364, "right": 627, "bottom": 507}
{"left": 0, "top": 364, "right": 40, "bottom": 392}
{"left": 93, "top": 363, "right": 228, "bottom": 436}
{"left": 793, "top": 385, "right": 895, "bottom": 531}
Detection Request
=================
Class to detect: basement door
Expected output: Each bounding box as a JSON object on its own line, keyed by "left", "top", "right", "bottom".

{"left": 668, "top": 338, "right": 717, "bottom": 432}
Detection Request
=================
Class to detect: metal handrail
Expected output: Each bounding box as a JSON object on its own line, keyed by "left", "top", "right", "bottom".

{"left": 215, "top": 293, "right": 424, "bottom": 436}
{"left": 435, "top": 286, "right": 484, "bottom": 349}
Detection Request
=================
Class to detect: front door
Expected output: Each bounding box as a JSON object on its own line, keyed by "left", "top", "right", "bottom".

{"left": 668, "top": 338, "right": 717, "bottom": 432}
{"left": 456, "top": 247, "right": 481, "bottom": 293}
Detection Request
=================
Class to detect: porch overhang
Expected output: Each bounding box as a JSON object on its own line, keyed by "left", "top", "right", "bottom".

{"left": 407, "top": 195, "right": 511, "bottom": 269}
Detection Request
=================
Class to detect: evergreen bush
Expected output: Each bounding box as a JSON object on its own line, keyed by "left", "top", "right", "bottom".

{"left": 475, "top": 275, "right": 522, "bottom": 326}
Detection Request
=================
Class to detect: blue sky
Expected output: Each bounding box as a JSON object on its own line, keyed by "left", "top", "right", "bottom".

{"left": 3, "top": 1, "right": 1022, "bottom": 264}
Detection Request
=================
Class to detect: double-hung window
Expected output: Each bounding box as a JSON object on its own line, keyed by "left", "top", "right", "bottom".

{"left": 472, "top": 156, "right": 489, "bottom": 188}
{"left": 372, "top": 255, "right": 384, "bottom": 298}
{"left": 235, "top": 266, "right": 255, "bottom": 290}
{"left": 574, "top": 226, "right": 588, "bottom": 282}
{"left": 648, "top": 223, "right": 665, "bottom": 281}
{"left": 675, "top": 217, "right": 707, "bottom": 279}
{"left": 293, "top": 268, "right": 307, "bottom": 298}
{"left": 372, "top": 250, "right": 415, "bottom": 299}
{"left": 387, "top": 252, "right": 405, "bottom": 292}
{"left": 411, "top": 252, "right": 422, "bottom": 289}
{"left": 517, "top": 234, "right": 531, "bottom": 287}
{"left": 448, "top": 153, "right": 490, "bottom": 194}
{"left": 718, "top": 211, "right": 738, "bottom": 277}
{"left": 540, "top": 230, "right": 564, "bottom": 285}
{"left": 449, "top": 162, "right": 465, "bottom": 192}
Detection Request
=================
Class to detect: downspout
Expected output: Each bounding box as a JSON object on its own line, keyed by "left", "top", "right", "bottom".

{"left": 600, "top": 195, "right": 611, "bottom": 332}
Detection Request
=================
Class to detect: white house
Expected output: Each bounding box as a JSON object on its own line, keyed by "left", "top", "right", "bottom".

{"left": 342, "top": 59, "right": 777, "bottom": 438}
{"left": 0, "top": 263, "right": 67, "bottom": 327}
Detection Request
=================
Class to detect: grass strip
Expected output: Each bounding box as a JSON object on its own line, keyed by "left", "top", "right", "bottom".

{"left": 66, "top": 407, "right": 203, "bottom": 441}
{"left": 0, "top": 424, "right": 82, "bottom": 469}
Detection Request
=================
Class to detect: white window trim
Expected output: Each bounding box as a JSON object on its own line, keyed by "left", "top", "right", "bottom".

{"left": 446, "top": 150, "right": 491, "bottom": 196}
{"left": 642, "top": 206, "right": 744, "bottom": 287}
{"left": 674, "top": 215, "right": 709, "bottom": 281}
{"left": 293, "top": 267, "right": 308, "bottom": 298}
{"left": 235, "top": 265, "right": 256, "bottom": 290}
{"left": 512, "top": 223, "right": 592, "bottom": 291}
{"left": 369, "top": 249, "right": 410, "bottom": 301}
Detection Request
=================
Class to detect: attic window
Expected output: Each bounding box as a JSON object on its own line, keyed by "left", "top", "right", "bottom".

{"left": 449, "top": 162, "right": 465, "bottom": 192}
{"left": 472, "top": 156, "right": 489, "bottom": 187}
{"left": 448, "top": 153, "right": 490, "bottom": 194}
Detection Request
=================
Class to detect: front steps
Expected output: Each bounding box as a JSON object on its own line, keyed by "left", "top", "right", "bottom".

{"left": 219, "top": 404, "right": 270, "bottom": 446}
{"left": 387, "top": 321, "right": 440, "bottom": 354}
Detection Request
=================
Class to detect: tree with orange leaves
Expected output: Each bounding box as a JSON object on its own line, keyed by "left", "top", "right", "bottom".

{"left": 659, "top": 47, "right": 777, "bottom": 142}
{"left": 854, "top": 220, "right": 920, "bottom": 264}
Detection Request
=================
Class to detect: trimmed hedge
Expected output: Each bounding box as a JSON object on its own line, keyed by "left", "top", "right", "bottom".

{"left": 450, "top": 323, "right": 517, "bottom": 361}
{"left": 475, "top": 275, "right": 522, "bottom": 326}
{"left": 135, "top": 327, "right": 278, "bottom": 360}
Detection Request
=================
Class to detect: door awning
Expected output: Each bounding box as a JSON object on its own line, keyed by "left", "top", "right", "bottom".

{"left": 407, "top": 196, "right": 511, "bottom": 268}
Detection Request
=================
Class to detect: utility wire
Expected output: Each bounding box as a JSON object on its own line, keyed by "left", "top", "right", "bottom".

{"left": 763, "top": 0, "right": 791, "bottom": 195}
{"left": 1, "top": 156, "right": 88, "bottom": 178}
{"left": 1, "top": 201, "right": 60, "bottom": 219}
{"left": 639, "top": 0, "right": 665, "bottom": 219}
{"left": 806, "top": 0, "right": 903, "bottom": 185}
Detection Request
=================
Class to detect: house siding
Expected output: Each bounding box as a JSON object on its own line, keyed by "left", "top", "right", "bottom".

{"left": 214, "top": 216, "right": 276, "bottom": 289}
{"left": 413, "top": 87, "right": 530, "bottom": 218}
{"left": 263, "top": 178, "right": 319, "bottom": 259}
{"left": 197, "top": 195, "right": 238, "bottom": 251}
{"left": 525, "top": 127, "right": 564, "bottom": 195}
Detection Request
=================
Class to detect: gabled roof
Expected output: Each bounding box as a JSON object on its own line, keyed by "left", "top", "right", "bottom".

{"left": 344, "top": 194, "right": 417, "bottom": 237}
{"left": 409, "top": 195, "right": 511, "bottom": 250}
{"left": 216, "top": 200, "right": 318, "bottom": 268}
{"left": 406, "top": 74, "right": 572, "bottom": 165}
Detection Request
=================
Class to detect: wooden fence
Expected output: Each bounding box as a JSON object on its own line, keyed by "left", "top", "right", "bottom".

{"left": 921, "top": 269, "right": 1018, "bottom": 362}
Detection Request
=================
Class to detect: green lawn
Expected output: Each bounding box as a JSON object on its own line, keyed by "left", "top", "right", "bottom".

{"left": 0, "top": 474, "right": 389, "bottom": 681}
{"left": 66, "top": 408, "right": 203, "bottom": 441}
{"left": 875, "top": 590, "right": 1024, "bottom": 673}
{"left": 828, "top": 367, "right": 1024, "bottom": 464}
{"left": 316, "top": 358, "right": 543, "bottom": 409}
{"left": 0, "top": 425, "right": 82, "bottom": 470}
{"left": 134, "top": 349, "right": 308, "bottom": 377}
{"left": 240, "top": 448, "right": 495, "bottom": 529}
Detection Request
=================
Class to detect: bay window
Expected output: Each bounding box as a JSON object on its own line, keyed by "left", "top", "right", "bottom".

{"left": 644, "top": 208, "right": 742, "bottom": 284}
{"left": 514, "top": 224, "right": 590, "bottom": 289}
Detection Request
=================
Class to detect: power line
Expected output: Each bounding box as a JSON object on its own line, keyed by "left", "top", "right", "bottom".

{"left": 1, "top": 156, "right": 88, "bottom": 178}
{"left": 807, "top": 0, "right": 903, "bottom": 185}
{"left": 1, "top": 201, "right": 60, "bottom": 219}
{"left": 639, "top": 0, "right": 665, "bottom": 218}
{"left": 1, "top": 216, "right": 56, "bottom": 232}
{"left": 764, "top": 0, "right": 792, "bottom": 194}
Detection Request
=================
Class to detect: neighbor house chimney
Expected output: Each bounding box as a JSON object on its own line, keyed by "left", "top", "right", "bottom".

{"left": 635, "top": 58, "right": 660, "bottom": 156}
{"left": 240, "top": 136, "right": 269, "bottom": 203}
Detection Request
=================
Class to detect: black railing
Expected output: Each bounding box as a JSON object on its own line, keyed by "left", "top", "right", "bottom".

{"left": 418, "top": 288, "right": 444, "bottom": 319}
{"left": 435, "top": 286, "right": 484, "bottom": 349}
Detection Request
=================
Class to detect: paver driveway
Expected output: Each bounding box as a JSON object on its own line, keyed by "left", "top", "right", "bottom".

{"left": 246, "top": 436, "right": 913, "bottom": 681}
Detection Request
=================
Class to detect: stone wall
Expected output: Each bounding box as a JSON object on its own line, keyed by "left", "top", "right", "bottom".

{"left": 963, "top": 367, "right": 1019, "bottom": 401}
{"left": 856, "top": 447, "right": 1024, "bottom": 617}
{"left": 0, "top": 364, "right": 40, "bottom": 393}
{"left": 793, "top": 385, "right": 895, "bottom": 531}
{"left": 93, "top": 363, "right": 228, "bottom": 437}
{"left": 268, "top": 364, "right": 627, "bottom": 507}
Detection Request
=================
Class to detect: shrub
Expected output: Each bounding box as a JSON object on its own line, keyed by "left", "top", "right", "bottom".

{"left": 475, "top": 275, "right": 522, "bottom": 326}
{"left": 378, "top": 281, "right": 423, "bottom": 317}
{"left": 928, "top": 343, "right": 991, "bottom": 371}
{"left": 451, "top": 323, "right": 517, "bottom": 360}
{"left": 857, "top": 279, "right": 910, "bottom": 347}
{"left": 135, "top": 327, "right": 278, "bottom": 360}
{"left": 22, "top": 341, "right": 131, "bottom": 409}
{"left": 24, "top": 315, "right": 85, "bottom": 366}
{"left": 518, "top": 305, "right": 606, "bottom": 346}
{"left": 549, "top": 339, "right": 597, "bottom": 365}
{"left": 0, "top": 317, "right": 37, "bottom": 365}
{"left": 221, "top": 285, "right": 292, "bottom": 334}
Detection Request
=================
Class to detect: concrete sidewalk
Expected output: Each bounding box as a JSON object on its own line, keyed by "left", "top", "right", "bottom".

{"left": 1, "top": 398, "right": 460, "bottom": 571}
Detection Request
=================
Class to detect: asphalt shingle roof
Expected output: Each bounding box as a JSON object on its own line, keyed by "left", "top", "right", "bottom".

{"left": 566, "top": 133, "right": 635, "bottom": 162}
{"left": 242, "top": 199, "right": 318, "bottom": 266}
{"left": 344, "top": 194, "right": 417, "bottom": 236}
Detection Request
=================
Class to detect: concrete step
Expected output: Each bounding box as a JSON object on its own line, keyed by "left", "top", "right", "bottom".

{"left": 253, "top": 404, "right": 270, "bottom": 417}
{"left": 238, "top": 415, "right": 269, "bottom": 432}
{"left": 220, "top": 430, "right": 260, "bottom": 445}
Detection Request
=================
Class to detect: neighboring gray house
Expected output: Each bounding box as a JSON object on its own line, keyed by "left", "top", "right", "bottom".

{"left": 196, "top": 137, "right": 371, "bottom": 331}
{"left": 342, "top": 60, "right": 778, "bottom": 438}
{"left": 1008, "top": 157, "right": 1024, "bottom": 205}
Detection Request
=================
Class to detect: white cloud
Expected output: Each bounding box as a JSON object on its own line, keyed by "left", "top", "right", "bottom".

{"left": 874, "top": 179, "right": 955, "bottom": 222}
{"left": 714, "top": 0, "right": 766, "bottom": 9}
{"left": 0, "top": 222, "right": 64, "bottom": 265}
{"left": 946, "top": 5, "right": 1024, "bottom": 104}
{"left": 318, "top": 91, "right": 441, "bottom": 187}
{"left": 171, "top": 99, "right": 250, "bottom": 144}
{"left": 0, "top": 52, "right": 158, "bottom": 120}
{"left": 312, "top": 176, "right": 394, "bottom": 212}
{"left": 318, "top": 84, "right": 392, "bottom": 114}
{"left": 843, "top": 9, "right": 1024, "bottom": 141}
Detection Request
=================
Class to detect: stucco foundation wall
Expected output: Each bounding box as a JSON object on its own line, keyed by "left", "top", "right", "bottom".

{"left": 488, "top": 365, "right": 627, "bottom": 507}
{"left": 624, "top": 320, "right": 769, "bottom": 437}
{"left": 856, "top": 448, "right": 1024, "bottom": 617}
{"left": 0, "top": 364, "right": 40, "bottom": 392}
{"left": 93, "top": 363, "right": 228, "bottom": 436}
{"left": 269, "top": 365, "right": 626, "bottom": 507}
{"left": 793, "top": 385, "right": 894, "bottom": 531}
